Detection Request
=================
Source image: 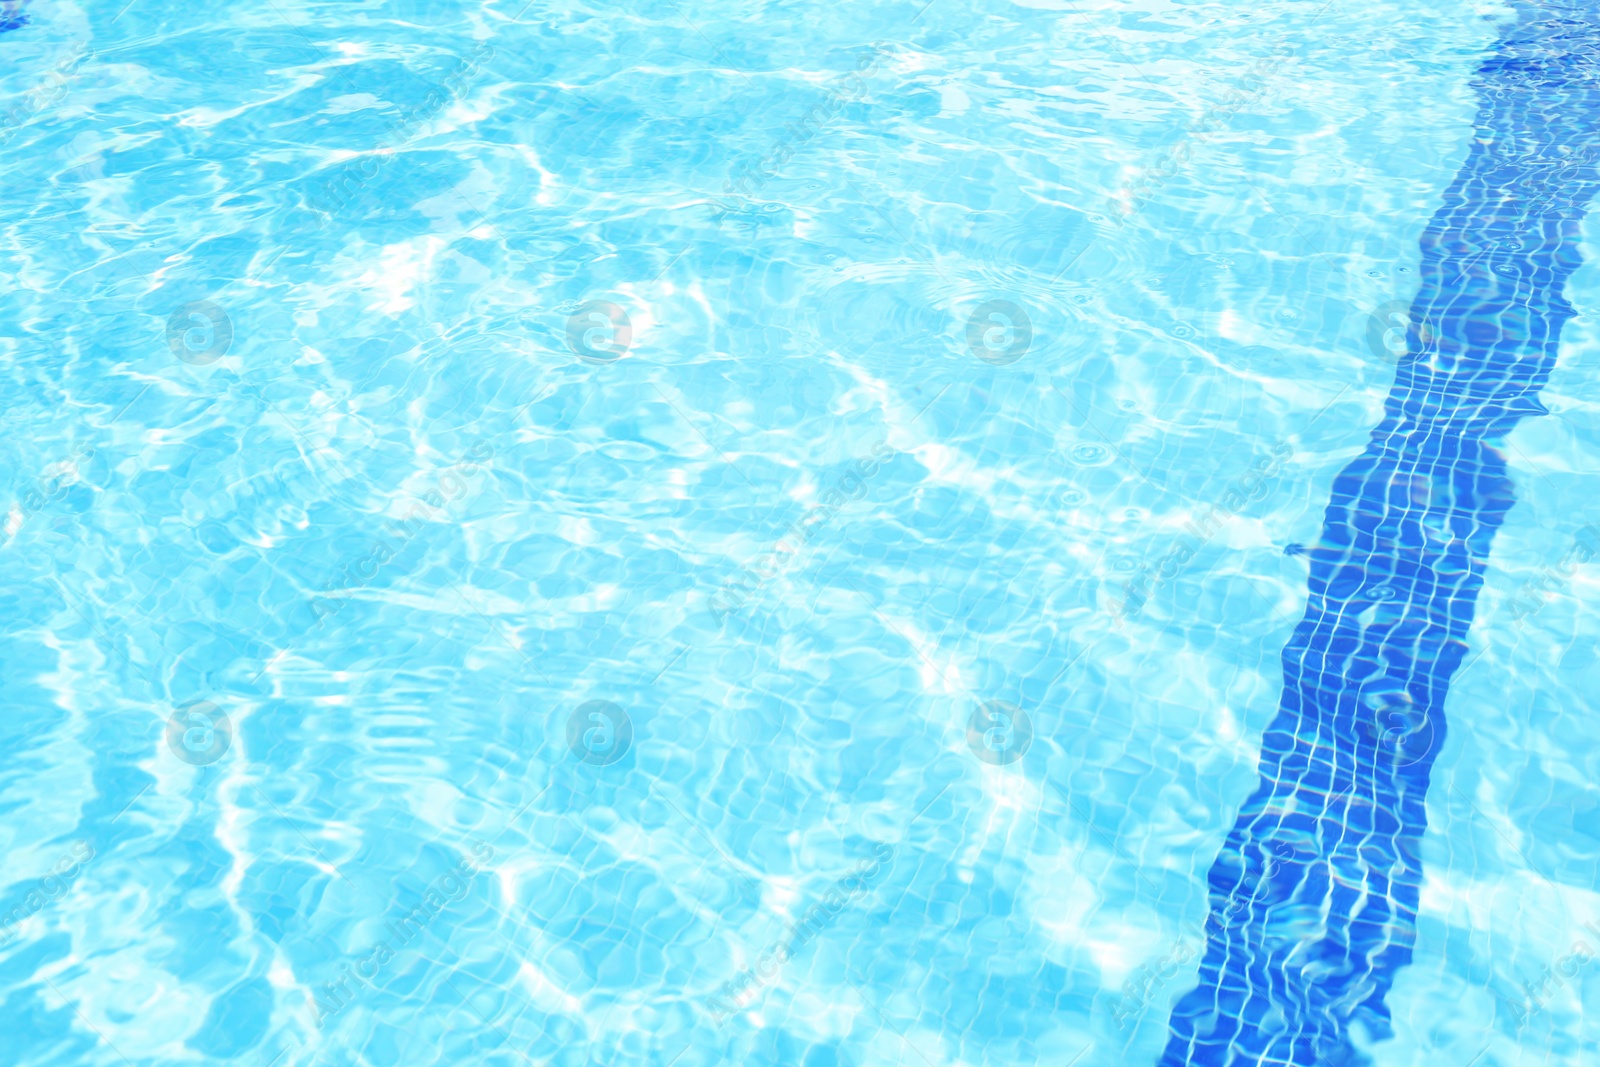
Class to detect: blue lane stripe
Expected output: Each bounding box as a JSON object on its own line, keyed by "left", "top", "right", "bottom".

{"left": 1161, "top": 4, "right": 1600, "bottom": 1063}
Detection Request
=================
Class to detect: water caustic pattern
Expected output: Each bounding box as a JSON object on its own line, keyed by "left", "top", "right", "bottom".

{"left": 2, "top": 1, "right": 1600, "bottom": 1067}
{"left": 1163, "top": 3, "right": 1600, "bottom": 1063}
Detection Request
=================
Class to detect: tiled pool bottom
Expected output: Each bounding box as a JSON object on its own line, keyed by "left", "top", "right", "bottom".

{"left": 1164, "top": 3, "right": 1600, "bottom": 1063}
{"left": 4, "top": 1, "right": 1600, "bottom": 1066}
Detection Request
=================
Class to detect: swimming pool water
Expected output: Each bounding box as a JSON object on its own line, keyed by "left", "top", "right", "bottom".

{"left": 4, "top": 1, "right": 1600, "bottom": 1065}
{"left": 1163, "top": 3, "right": 1600, "bottom": 1063}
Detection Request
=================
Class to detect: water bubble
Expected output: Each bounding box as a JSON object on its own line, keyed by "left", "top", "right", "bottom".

{"left": 1071, "top": 443, "right": 1111, "bottom": 465}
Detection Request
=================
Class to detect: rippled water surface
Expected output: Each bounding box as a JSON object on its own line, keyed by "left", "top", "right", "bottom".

{"left": 5, "top": 0, "right": 1600, "bottom": 1064}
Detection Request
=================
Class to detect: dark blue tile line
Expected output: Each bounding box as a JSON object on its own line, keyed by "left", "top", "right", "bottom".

{"left": 0, "top": 1, "right": 26, "bottom": 34}
{"left": 1161, "top": 4, "right": 1600, "bottom": 1064}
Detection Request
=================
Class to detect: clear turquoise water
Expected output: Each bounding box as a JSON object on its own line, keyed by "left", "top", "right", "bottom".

{"left": 5, "top": 0, "right": 1600, "bottom": 1064}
